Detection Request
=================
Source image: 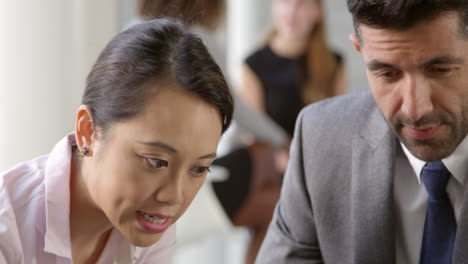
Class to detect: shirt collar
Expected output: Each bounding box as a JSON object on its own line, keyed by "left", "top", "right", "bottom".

{"left": 401, "top": 135, "right": 468, "bottom": 187}
{"left": 43, "top": 132, "right": 76, "bottom": 258}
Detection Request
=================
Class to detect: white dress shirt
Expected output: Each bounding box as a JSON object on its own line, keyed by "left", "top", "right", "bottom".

{"left": 0, "top": 133, "right": 175, "bottom": 264}
{"left": 395, "top": 136, "right": 468, "bottom": 263}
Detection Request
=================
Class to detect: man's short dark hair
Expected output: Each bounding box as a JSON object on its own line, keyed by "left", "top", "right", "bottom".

{"left": 347, "top": 0, "right": 468, "bottom": 40}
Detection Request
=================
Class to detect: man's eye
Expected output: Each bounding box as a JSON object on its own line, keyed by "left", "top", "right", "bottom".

{"left": 432, "top": 67, "right": 450, "bottom": 72}
{"left": 376, "top": 70, "right": 400, "bottom": 79}
{"left": 428, "top": 66, "right": 454, "bottom": 76}
{"left": 146, "top": 158, "right": 168, "bottom": 169}
{"left": 191, "top": 166, "right": 211, "bottom": 176}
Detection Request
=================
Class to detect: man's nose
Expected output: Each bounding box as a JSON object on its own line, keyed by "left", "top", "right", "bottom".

{"left": 400, "top": 75, "right": 434, "bottom": 122}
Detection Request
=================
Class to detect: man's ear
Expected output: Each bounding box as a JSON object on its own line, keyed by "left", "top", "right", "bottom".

{"left": 75, "top": 105, "right": 95, "bottom": 154}
{"left": 349, "top": 33, "right": 362, "bottom": 53}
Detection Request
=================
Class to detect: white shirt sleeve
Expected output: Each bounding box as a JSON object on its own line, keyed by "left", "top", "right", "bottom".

{"left": 0, "top": 185, "right": 25, "bottom": 264}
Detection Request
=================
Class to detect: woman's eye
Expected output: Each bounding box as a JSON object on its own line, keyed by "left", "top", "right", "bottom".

{"left": 145, "top": 158, "right": 168, "bottom": 169}
{"left": 191, "top": 166, "right": 211, "bottom": 176}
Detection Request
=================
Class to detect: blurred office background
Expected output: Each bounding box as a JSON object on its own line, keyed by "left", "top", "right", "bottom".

{"left": 0, "top": 0, "right": 366, "bottom": 263}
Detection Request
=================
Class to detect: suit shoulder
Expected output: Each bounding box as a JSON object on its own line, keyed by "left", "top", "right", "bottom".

{"left": 302, "top": 89, "right": 375, "bottom": 120}
{"left": 299, "top": 90, "right": 376, "bottom": 135}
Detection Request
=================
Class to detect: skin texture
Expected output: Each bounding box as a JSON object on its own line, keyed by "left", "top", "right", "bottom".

{"left": 351, "top": 12, "right": 468, "bottom": 161}
{"left": 70, "top": 81, "right": 223, "bottom": 263}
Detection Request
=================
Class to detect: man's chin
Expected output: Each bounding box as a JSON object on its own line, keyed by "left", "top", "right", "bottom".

{"left": 400, "top": 137, "right": 455, "bottom": 162}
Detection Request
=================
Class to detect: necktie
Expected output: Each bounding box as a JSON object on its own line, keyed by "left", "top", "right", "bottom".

{"left": 420, "top": 160, "right": 456, "bottom": 264}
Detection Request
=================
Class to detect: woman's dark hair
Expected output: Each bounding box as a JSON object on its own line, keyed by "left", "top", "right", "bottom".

{"left": 82, "top": 18, "right": 233, "bottom": 134}
{"left": 347, "top": 0, "right": 468, "bottom": 40}
{"left": 137, "top": 0, "right": 225, "bottom": 31}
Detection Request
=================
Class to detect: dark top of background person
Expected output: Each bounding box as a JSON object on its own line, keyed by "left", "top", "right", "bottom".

{"left": 245, "top": 46, "right": 342, "bottom": 136}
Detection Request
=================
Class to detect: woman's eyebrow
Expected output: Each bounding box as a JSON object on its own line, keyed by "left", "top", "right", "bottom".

{"left": 137, "top": 140, "right": 216, "bottom": 159}
{"left": 136, "top": 140, "right": 177, "bottom": 153}
{"left": 198, "top": 152, "right": 217, "bottom": 160}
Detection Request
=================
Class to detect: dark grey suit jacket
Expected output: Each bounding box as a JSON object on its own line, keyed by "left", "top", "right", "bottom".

{"left": 255, "top": 90, "right": 468, "bottom": 263}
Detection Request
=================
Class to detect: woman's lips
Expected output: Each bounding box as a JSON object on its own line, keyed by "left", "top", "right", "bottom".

{"left": 136, "top": 211, "right": 172, "bottom": 233}
{"left": 404, "top": 125, "right": 440, "bottom": 140}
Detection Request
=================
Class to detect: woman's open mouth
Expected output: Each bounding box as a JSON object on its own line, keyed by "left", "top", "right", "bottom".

{"left": 136, "top": 210, "right": 172, "bottom": 233}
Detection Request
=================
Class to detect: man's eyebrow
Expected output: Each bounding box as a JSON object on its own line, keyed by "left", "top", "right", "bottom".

{"left": 366, "top": 56, "right": 465, "bottom": 71}
{"left": 366, "top": 60, "right": 400, "bottom": 71}
{"left": 421, "top": 56, "right": 465, "bottom": 67}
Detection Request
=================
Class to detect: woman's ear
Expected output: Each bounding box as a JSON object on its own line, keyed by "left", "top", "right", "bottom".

{"left": 75, "top": 105, "right": 95, "bottom": 155}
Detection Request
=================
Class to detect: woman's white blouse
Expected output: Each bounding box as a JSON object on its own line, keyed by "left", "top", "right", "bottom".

{"left": 0, "top": 133, "right": 175, "bottom": 264}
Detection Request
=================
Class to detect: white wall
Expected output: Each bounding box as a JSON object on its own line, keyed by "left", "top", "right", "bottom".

{"left": 0, "top": 0, "right": 118, "bottom": 171}
{"left": 226, "top": 0, "right": 272, "bottom": 88}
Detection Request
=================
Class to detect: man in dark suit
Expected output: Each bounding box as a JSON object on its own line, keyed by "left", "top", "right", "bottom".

{"left": 255, "top": 1, "right": 468, "bottom": 263}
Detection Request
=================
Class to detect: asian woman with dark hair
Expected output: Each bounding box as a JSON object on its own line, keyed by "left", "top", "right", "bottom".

{"left": 0, "top": 18, "right": 233, "bottom": 264}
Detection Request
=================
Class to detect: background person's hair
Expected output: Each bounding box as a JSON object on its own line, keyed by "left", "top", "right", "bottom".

{"left": 302, "top": 0, "right": 338, "bottom": 104}
{"left": 82, "top": 18, "right": 233, "bottom": 135}
{"left": 266, "top": 0, "right": 338, "bottom": 104}
{"left": 347, "top": 0, "right": 468, "bottom": 40}
{"left": 137, "top": 0, "right": 225, "bottom": 31}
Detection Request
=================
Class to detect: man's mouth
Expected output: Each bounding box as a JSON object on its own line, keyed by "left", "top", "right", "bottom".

{"left": 403, "top": 124, "right": 440, "bottom": 140}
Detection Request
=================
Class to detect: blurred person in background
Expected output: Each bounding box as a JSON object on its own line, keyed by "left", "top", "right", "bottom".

{"left": 241, "top": 0, "right": 347, "bottom": 138}
{"left": 233, "top": 0, "right": 347, "bottom": 261}
{"left": 0, "top": 18, "right": 233, "bottom": 264}
{"left": 136, "top": 1, "right": 291, "bottom": 263}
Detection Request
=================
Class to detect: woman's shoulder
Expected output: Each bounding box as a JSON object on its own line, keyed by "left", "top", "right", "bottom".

{"left": 1, "top": 155, "right": 48, "bottom": 198}
{"left": 0, "top": 155, "right": 49, "bottom": 264}
{"left": 0, "top": 155, "right": 48, "bottom": 224}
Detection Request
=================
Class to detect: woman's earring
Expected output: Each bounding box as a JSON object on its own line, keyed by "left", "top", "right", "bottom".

{"left": 77, "top": 147, "right": 88, "bottom": 158}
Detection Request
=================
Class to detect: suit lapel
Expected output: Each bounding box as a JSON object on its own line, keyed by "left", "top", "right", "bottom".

{"left": 350, "top": 107, "right": 396, "bottom": 263}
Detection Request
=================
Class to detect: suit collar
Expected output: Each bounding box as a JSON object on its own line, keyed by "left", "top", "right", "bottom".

{"left": 350, "top": 103, "right": 397, "bottom": 263}
{"left": 359, "top": 105, "right": 392, "bottom": 150}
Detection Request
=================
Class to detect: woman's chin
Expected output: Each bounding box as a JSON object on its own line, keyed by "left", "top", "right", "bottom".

{"left": 123, "top": 229, "right": 165, "bottom": 248}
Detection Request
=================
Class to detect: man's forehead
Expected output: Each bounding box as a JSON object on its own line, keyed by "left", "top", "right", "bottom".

{"left": 357, "top": 12, "right": 462, "bottom": 46}
{"left": 354, "top": 16, "right": 468, "bottom": 70}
